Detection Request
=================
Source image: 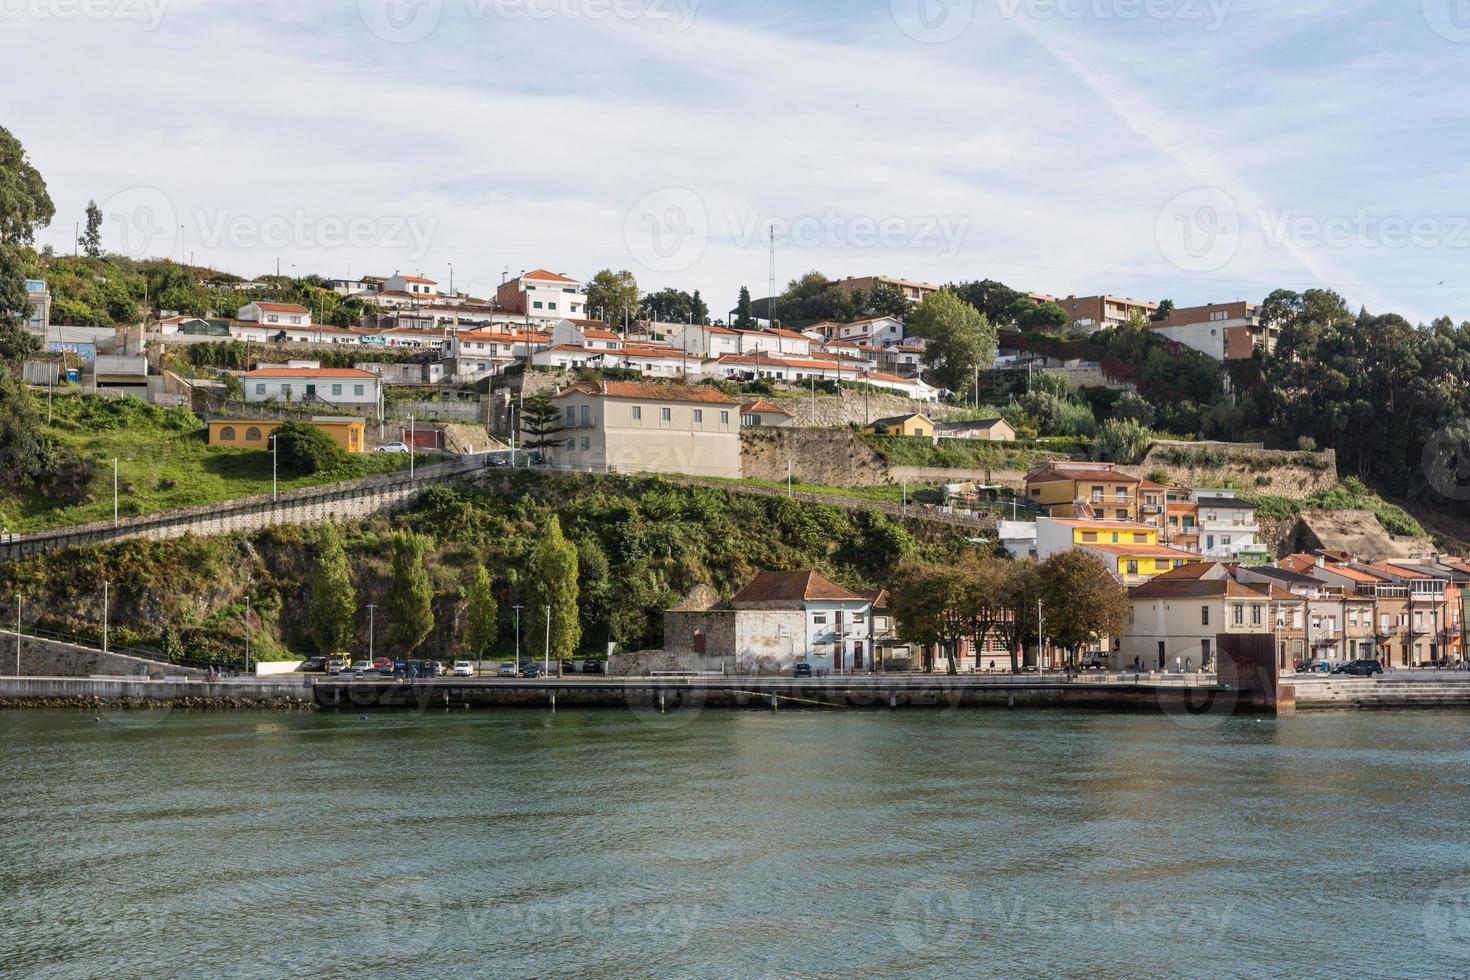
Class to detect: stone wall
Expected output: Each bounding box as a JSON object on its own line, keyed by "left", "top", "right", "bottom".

{"left": 765, "top": 389, "right": 936, "bottom": 428}
{"left": 1128, "top": 446, "right": 1338, "bottom": 499}
{"left": 740, "top": 428, "right": 891, "bottom": 486}
{"left": 0, "top": 630, "right": 207, "bottom": 679}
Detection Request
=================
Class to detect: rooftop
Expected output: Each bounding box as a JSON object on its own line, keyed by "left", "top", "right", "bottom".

{"left": 732, "top": 570, "right": 868, "bottom": 605}
{"left": 554, "top": 381, "right": 741, "bottom": 405}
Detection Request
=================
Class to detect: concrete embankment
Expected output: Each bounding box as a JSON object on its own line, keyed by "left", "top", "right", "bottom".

{"left": 0, "top": 676, "right": 315, "bottom": 710}
{"left": 1291, "top": 675, "right": 1470, "bottom": 710}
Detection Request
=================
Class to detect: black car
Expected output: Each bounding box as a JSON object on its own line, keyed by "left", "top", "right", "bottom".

{"left": 581, "top": 660, "right": 605, "bottom": 675}
{"left": 522, "top": 662, "right": 546, "bottom": 679}
{"left": 299, "top": 657, "right": 328, "bottom": 673}
{"left": 793, "top": 663, "right": 814, "bottom": 678}
{"left": 1332, "top": 660, "right": 1384, "bottom": 677}
{"left": 561, "top": 659, "right": 577, "bottom": 674}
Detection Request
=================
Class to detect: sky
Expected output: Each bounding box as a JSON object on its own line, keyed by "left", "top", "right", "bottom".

{"left": 7, "top": 0, "right": 1470, "bottom": 323}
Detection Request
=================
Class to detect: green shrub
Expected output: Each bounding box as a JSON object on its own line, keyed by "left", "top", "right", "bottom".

{"left": 274, "top": 421, "right": 347, "bottom": 475}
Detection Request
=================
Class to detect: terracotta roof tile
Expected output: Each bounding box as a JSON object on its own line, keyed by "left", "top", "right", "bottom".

{"left": 732, "top": 571, "right": 867, "bottom": 604}
{"left": 555, "top": 381, "right": 740, "bottom": 405}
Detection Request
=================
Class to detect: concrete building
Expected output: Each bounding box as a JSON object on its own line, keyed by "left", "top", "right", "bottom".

{"left": 238, "top": 302, "right": 312, "bottom": 327}
{"left": 739, "top": 400, "right": 794, "bottom": 428}
{"left": 496, "top": 269, "right": 587, "bottom": 322}
{"left": 1150, "top": 302, "right": 1276, "bottom": 362}
{"left": 545, "top": 381, "right": 742, "bottom": 478}
{"left": 382, "top": 274, "right": 439, "bottom": 302}
{"left": 1036, "top": 517, "right": 1204, "bottom": 585}
{"left": 824, "top": 275, "right": 940, "bottom": 305}
{"left": 663, "top": 570, "right": 875, "bottom": 674}
{"left": 1120, "top": 563, "right": 1272, "bottom": 672}
{"left": 206, "top": 417, "right": 367, "bottom": 453}
{"left": 1042, "top": 294, "right": 1159, "bottom": 332}
{"left": 1025, "top": 462, "right": 1142, "bottom": 521}
{"left": 1192, "top": 490, "right": 1267, "bottom": 563}
{"left": 866, "top": 413, "right": 934, "bottom": 438}
{"left": 242, "top": 365, "right": 382, "bottom": 406}
{"left": 24, "top": 278, "right": 49, "bottom": 335}
{"left": 933, "top": 417, "right": 1016, "bottom": 442}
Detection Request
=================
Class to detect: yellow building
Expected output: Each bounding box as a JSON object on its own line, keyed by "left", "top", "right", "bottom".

{"left": 1024, "top": 462, "right": 1142, "bottom": 521}
{"left": 866, "top": 413, "right": 935, "bottom": 439}
{"left": 206, "top": 417, "right": 367, "bottom": 453}
{"left": 1035, "top": 517, "right": 1204, "bottom": 586}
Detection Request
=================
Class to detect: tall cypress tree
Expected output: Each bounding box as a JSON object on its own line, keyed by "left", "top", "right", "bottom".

{"left": 309, "top": 524, "right": 356, "bottom": 655}
{"left": 525, "top": 516, "right": 580, "bottom": 662}
{"left": 386, "top": 532, "right": 434, "bottom": 654}
{"left": 462, "top": 564, "right": 498, "bottom": 657}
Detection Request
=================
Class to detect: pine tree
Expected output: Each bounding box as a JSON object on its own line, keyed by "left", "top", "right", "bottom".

{"left": 79, "top": 200, "right": 102, "bottom": 258}
{"left": 308, "top": 524, "right": 356, "bottom": 655}
{"left": 520, "top": 393, "right": 565, "bottom": 452}
{"left": 462, "top": 564, "right": 498, "bottom": 657}
{"left": 735, "top": 286, "right": 753, "bottom": 328}
{"left": 525, "top": 516, "right": 580, "bottom": 662}
{"left": 386, "top": 532, "right": 434, "bottom": 654}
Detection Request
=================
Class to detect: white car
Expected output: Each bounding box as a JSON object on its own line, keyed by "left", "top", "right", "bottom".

{"left": 497, "top": 662, "right": 520, "bottom": 678}
{"left": 375, "top": 442, "right": 411, "bottom": 454}
{"left": 452, "top": 661, "right": 475, "bottom": 677}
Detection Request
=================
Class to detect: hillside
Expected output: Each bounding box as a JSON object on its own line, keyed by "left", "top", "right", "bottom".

{"left": 0, "top": 473, "right": 973, "bottom": 665}
{"left": 0, "top": 394, "right": 408, "bottom": 533}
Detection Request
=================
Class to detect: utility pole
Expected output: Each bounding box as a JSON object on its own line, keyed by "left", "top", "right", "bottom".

{"left": 244, "top": 595, "right": 251, "bottom": 674}
{"left": 103, "top": 582, "right": 110, "bottom": 654}
{"left": 544, "top": 604, "right": 552, "bottom": 674}
{"left": 367, "top": 603, "right": 377, "bottom": 662}
{"left": 408, "top": 415, "right": 415, "bottom": 478}
{"left": 1037, "top": 598, "right": 1044, "bottom": 676}
{"left": 15, "top": 594, "right": 21, "bottom": 677}
{"left": 113, "top": 458, "right": 119, "bottom": 527}
{"left": 514, "top": 605, "right": 524, "bottom": 665}
{"left": 271, "top": 433, "right": 278, "bottom": 502}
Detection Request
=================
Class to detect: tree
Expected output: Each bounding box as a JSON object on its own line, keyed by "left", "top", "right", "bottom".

{"left": 385, "top": 532, "right": 434, "bottom": 654}
{"left": 585, "top": 269, "right": 639, "bottom": 326}
{"left": 960, "top": 555, "right": 1014, "bottom": 675}
{"left": 0, "top": 126, "right": 55, "bottom": 245}
{"left": 525, "top": 516, "right": 581, "bottom": 662}
{"left": 520, "top": 394, "right": 565, "bottom": 453}
{"left": 462, "top": 564, "right": 498, "bottom": 657}
{"left": 1039, "top": 551, "right": 1131, "bottom": 669}
{"left": 1111, "top": 391, "right": 1156, "bottom": 426}
{"left": 998, "top": 560, "right": 1043, "bottom": 674}
{"left": 905, "top": 289, "right": 998, "bottom": 393}
{"left": 308, "top": 524, "right": 356, "bottom": 655}
{"left": 734, "top": 286, "right": 754, "bottom": 329}
{"left": 641, "top": 287, "right": 697, "bottom": 324}
{"left": 1005, "top": 297, "right": 1071, "bottom": 332}
{"left": 79, "top": 200, "right": 103, "bottom": 258}
{"left": 274, "top": 421, "right": 347, "bottom": 475}
{"left": 947, "top": 279, "right": 1020, "bottom": 324}
{"left": 1094, "top": 418, "right": 1153, "bottom": 463}
{"left": 1151, "top": 298, "right": 1175, "bottom": 322}
{"left": 690, "top": 289, "right": 709, "bottom": 325}
{"left": 888, "top": 561, "right": 970, "bottom": 673}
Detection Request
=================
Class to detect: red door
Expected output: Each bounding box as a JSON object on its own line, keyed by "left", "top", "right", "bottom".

{"left": 854, "top": 643, "right": 864, "bottom": 671}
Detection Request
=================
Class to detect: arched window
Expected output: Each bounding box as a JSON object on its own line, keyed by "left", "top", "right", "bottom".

{"left": 245, "top": 427, "right": 263, "bottom": 442}
{"left": 219, "top": 426, "right": 236, "bottom": 442}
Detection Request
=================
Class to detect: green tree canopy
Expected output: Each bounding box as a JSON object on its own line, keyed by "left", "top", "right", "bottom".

{"left": 1039, "top": 550, "right": 1131, "bottom": 667}
{"left": 386, "top": 532, "right": 434, "bottom": 654}
{"left": 520, "top": 393, "right": 565, "bottom": 453}
{"left": 274, "top": 421, "right": 347, "bottom": 475}
{"left": 905, "top": 289, "right": 998, "bottom": 393}
{"left": 0, "top": 126, "right": 55, "bottom": 246}
{"left": 462, "top": 564, "right": 498, "bottom": 656}
{"left": 525, "top": 515, "right": 581, "bottom": 661}
{"left": 79, "top": 201, "right": 103, "bottom": 258}
{"left": 586, "top": 269, "right": 639, "bottom": 325}
{"left": 309, "top": 524, "right": 356, "bottom": 655}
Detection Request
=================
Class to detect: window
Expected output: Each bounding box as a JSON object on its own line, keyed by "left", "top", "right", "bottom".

{"left": 1209, "top": 310, "right": 1228, "bottom": 321}
{"left": 580, "top": 405, "right": 590, "bottom": 427}
{"left": 1252, "top": 605, "right": 1262, "bottom": 626}
{"left": 1202, "top": 607, "right": 1210, "bottom": 626}
{"left": 332, "top": 384, "right": 342, "bottom": 396}
{"left": 1134, "top": 533, "right": 1149, "bottom": 543}
{"left": 255, "top": 384, "right": 266, "bottom": 395}
{"left": 632, "top": 406, "right": 642, "bottom": 421}
{"left": 720, "top": 411, "right": 730, "bottom": 425}
{"left": 581, "top": 438, "right": 590, "bottom": 451}
{"left": 1233, "top": 604, "right": 1244, "bottom": 626}
{"left": 693, "top": 409, "right": 703, "bottom": 424}
{"left": 661, "top": 407, "right": 671, "bottom": 422}
{"left": 565, "top": 437, "right": 576, "bottom": 450}
{"left": 813, "top": 613, "right": 828, "bottom": 625}
{"left": 565, "top": 408, "right": 576, "bottom": 427}
{"left": 1126, "top": 561, "right": 1139, "bottom": 575}
{"left": 354, "top": 385, "right": 364, "bottom": 397}
{"left": 1081, "top": 532, "right": 1098, "bottom": 543}
{"left": 219, "top": 426, "right": 236, "bottom": 441}
{"left": 245, "top": 427, "right": 262, "bottom": 442}
{"left": 533, "top": 301, "right": 543, "bottom": 310}
{"left": 281, "top": 384, "right": 291, "bottom": 395}
{"left": 548, "top": 303, "right": 557, "bottom": 311}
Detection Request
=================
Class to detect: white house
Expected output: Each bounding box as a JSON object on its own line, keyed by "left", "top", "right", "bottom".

{"left": 733, "top": 328, "right": 812, "bottom": 358}
{"left": 383, "top": 274, "right": 439, "bottom": 301}
{"left": 662, "top": 322, "right": 741, "bottom": 359}
{"left": 238, "top": 302, "right": 311, "bottom": 327}
{"left": 731, "top": 571, "right": 875, "bottom": 674}
{"left": 496, "top": 269, "right": 587, "bottom": 322}
{"left": 242, "top": 365, "right": 381, "bottom": 406}
{"left": 1192, "top": 490, "right": 1267, "bottom": 561}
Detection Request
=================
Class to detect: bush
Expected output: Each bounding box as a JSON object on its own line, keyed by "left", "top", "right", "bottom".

{"left": 274, "top": 421, "right": 347, "bottom": 475}
{"left": 1296, "top": 436, "right": 1318, "bottom": 453}
{"left": 1094, "top": 419, "right": 1153, "bottom": 464}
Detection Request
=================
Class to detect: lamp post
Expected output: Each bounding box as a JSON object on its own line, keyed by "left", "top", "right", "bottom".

{"left": 112, "top": 458, "right": 119, "bottom": 527}
{"left": 514, "top": 605, "right": 523, "bottom": 666}
{"left": 270, "top": 433, "right": 278, "bottom": 502}
{"left": 367, "top": 603, "right": 377, "bottom": 663}
{"left": 103, "top": 581, "right": 110, "bottom": 654}
{"left": 244, "top": 595, "right": 251, "bottom": 674}
{"left": 1037, "top": 597, "right": 1044, "bottom": 676}
{"left": 14, "top": 594, "right": 20, "bottom": 677}
{"left": 544, "top": 604, "right": 552, "bottom": 674}
{"left": 408, "top": 414, "right": 416, "bottom": 479}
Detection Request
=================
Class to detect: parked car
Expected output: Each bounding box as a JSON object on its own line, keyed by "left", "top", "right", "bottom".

{"left": 373, "top": 657, "right": 394, "bottom": 672}
{"left": 498, "top": 662, "right": 520, "bottom": 678}
{"left": 793, "top": 662, "right": 814, "bottom": 678}
{"left": 376, "top": 442, "right": 411, "bottom": 454}
{"left": 351, "top": 661, "right": 373, "bottom": 674}
{"left": 327, "top": 658, "right": 351, "bottom": 676}
{"left": 419, "top": 661, "right": 444, "bottom": 678}
{"left": 1333, "top": 660, "right": 1385, "bottom": 677}
{"left": 452, "top": 661, "right": 476, "bottom": 677}
{"left": 581, "top": 660, "right": 606, "bottom": 675}
{"left": 522, "top": 661, "right": 546, "bottom": 679}
{"left": 1295, "top": 660, "right": 1332, "bottom": 674}
{"left": 561, "top": 659, "right": 577, "bottom": 674}
{"left": 299, "top": 657, "right": 328, "bottom": 673}
{"left": 1079, "top": 658, "right": 1110, "bottom": 672}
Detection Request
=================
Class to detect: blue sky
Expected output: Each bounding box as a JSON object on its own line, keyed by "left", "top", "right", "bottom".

{"left": 8, "top": 0, "right": 1470, "bottom": 322}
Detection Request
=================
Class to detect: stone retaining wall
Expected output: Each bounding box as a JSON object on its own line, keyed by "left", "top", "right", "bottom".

{"left": 0, "top": 630, "right": 207, "bottom": 679}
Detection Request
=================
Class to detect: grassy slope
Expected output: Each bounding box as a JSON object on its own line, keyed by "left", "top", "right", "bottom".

{"left": 860, "top": 433, "right": 1078, "bottom": 471}
{"left": 0, "top": 394, "right": 409, "bottom": 532}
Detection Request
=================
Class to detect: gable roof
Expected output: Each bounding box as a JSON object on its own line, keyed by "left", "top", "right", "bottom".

{"left": 1027, "top": 463, "right": 1141, "bottom": 485}
{"left": 732, "top": 570, "right": 867, "bottom": 605}
{"left": 934, "top": 417, "right": 1010, "bottom": 431}
{"left": 740, "top": 400, "right": 793, "bottom": 416}
{"left": 1130, "top": 577, "right": 1270, "bottom": 600}
{"left": 243, "top": 367, "right": 377, "bottom": 379}
{"left": 522, "top": 269, "right": 579, "bottom": 284}
{"left": 554, "top": 381, "right": 740, "bottom": 405}
{"left": 870, "top": 413, "right": 930, "bottom": 428}
{"left": 253, "top": 302, "right": 310, "bottom": 315}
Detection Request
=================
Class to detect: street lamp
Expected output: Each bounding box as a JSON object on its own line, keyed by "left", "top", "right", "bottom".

{"left": 103, "top": 581, "right": 110, "bottom": 654}
{"left": 112, "top": 458, "right": 119, "bottom": 527}
{"left": 367, "top": 603, "right": 377, "bottom": 662}
{"left": 269, "top": 432, "right": 279, "bottom": 502}
{"left": 544, "top": 604, "right": 552, "bottom": 675}
{"left": 244, "top": 595, "right": 251, "bottom": 674}
{"left": 513, "top": 605, "right": 524, "bottom": 666}
{"left": 408, "top": 414, "right": 416, "bottom": 479}
{"left": 14, "top": 593, "right": 21, "bottom": 677}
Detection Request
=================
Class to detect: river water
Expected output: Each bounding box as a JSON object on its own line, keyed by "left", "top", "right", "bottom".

{"left": 3, "top": 706, "right": 1469, "bottom": 979}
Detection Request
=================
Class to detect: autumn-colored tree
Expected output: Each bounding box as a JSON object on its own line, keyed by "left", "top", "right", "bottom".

{"left": 888, "top": 560, "right": 970, "bottom": 674}
{"left": 960, "top": 554, "right": 1013, "bottom": 674}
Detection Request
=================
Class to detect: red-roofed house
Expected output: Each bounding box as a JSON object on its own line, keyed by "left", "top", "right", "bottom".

{"left": 238, "top": 302, "right": 311, "bottom": 327}
{"left": 242, "top": 365, "right": 381, "bottom": 406}
{"left": 384, "top": 274, "right": 439, "bottom": 301}
{"left": 1121, "top": 566, "right": 1273, "bottom": 672}
{"left": 496, "top": 269, "right": 587, "bottom": 322}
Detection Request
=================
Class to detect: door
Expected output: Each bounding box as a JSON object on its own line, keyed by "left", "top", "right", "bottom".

{"left": 853, "top": 642, "right": 864, "bottom": 671}
{"left": 834, "top": 643, "right": 844, "bottom": 672}
{"left": 1157, "top": 642, "right": 1166, "bottom": 671}
{"left": 305, "top": 384, "right": 317, "bottom": 399}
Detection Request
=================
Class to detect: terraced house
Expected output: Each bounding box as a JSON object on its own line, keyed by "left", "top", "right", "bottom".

{"left": 1025, "top": 462, "right": 1141, "bottom": 521}
{"left": 545, "top": 381, "right": 743, "bottom": 479}
{"left": 1120, "top": 564, "right": 1275, "bottom": 673}
{"left": 1035, "top": 517, "right": 1203, "bottom": 586}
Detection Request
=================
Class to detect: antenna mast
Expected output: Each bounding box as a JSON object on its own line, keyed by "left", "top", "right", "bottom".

{"left": 768, "top": 225, "right": 777, "bottom": 329}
